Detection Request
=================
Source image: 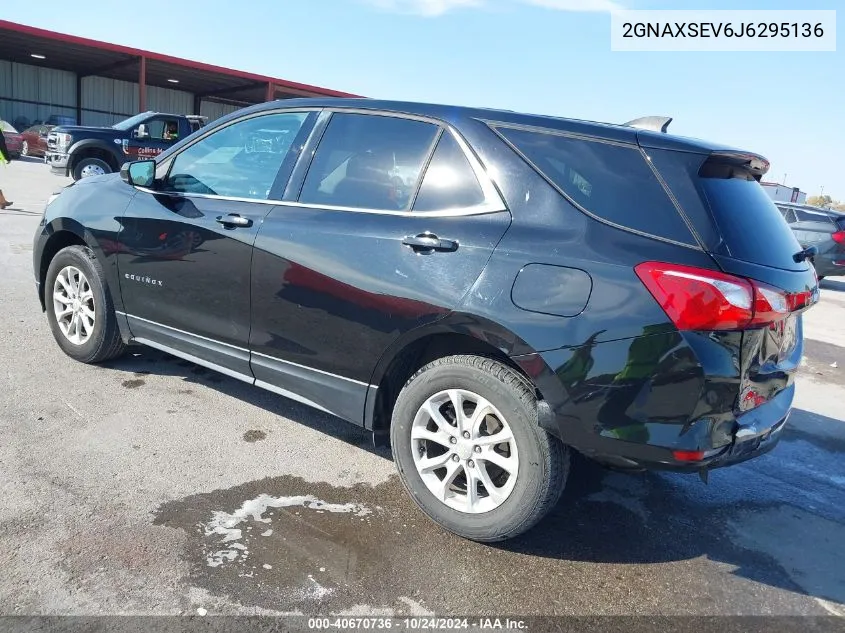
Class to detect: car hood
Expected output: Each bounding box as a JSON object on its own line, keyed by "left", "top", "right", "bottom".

{"left": 52, "top": 125, "right": 121, "bottom": 137}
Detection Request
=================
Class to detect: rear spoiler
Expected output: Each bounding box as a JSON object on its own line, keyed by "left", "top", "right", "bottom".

{"left": 623, "top": 116, "right": 673, "bottom": 133}
{"left": 700, "top": 151, "right": 771, "bottom": 181}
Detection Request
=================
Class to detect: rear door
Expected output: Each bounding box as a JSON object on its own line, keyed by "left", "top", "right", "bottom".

{"left": 248, "top": 111, "right": 511, "bottom": 424}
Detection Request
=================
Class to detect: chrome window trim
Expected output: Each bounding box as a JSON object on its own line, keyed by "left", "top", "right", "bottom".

{"left": 296, "top": 108, "right": 508, "bottom": 216}
{"left": 132, "top": 187, "right": 505, "bottom": 217}
{"left": 138, "top": 105, "right": 509, "bottom": 217}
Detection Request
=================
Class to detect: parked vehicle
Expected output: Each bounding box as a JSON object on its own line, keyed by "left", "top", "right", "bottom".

{"left": 776, "top": 202, "right": 845, "bottom": 279}
{"left": 20, "top": 124, "right": 54, "bottom": 158}
{"left": 45, "top": 111, "right": 207, "bottom": 181}
{"left": 33, "top": 99, "right": 819, "bottom": 541}
{"left": 0, "top": 120, "right": 23, "bottom": 158}
{"left": 45, "top": 114, "right": 77, "bottom": 127}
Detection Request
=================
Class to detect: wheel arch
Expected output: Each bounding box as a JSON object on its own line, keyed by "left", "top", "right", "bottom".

{"left": 68, "top": 140, "right": 122, "bottom": 173}
{"left": 37, "top": 219, "right": 101, "bottom": 310}
{"left": 364, "top": 313, "right": 563, "bottom": 437}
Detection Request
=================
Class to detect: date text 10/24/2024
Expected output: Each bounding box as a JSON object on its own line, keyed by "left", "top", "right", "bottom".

{"left": 308, "top": 617, "right": 528, "bottom": 631}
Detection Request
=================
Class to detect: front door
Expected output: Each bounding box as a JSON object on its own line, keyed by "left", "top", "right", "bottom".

{"left": 248, "top": 112, "right": 511, "bottom": 423}
{"left": 116, "top": 109, "right": 317, "bottom": 377}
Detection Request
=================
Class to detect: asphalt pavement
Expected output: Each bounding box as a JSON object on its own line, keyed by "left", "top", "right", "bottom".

{"left": 1, "top": 158, "right": 844, "bottom": 619}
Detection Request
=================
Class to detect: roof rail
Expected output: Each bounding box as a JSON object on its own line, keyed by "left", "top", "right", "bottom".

{"left": 623, "top": 116, "right": 673, "bottom": 133}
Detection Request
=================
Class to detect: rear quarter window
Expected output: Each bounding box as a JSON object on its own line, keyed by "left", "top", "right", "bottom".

{"left": 493, "top": 125, "right": 697, "bottom": 246}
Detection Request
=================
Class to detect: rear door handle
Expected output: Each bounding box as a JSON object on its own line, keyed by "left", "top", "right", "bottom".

{"left": 216, "top": 214, "right": 252, "bottom": 228}
{"left": 402, "top": 233, "right": 459, "bottom": 253}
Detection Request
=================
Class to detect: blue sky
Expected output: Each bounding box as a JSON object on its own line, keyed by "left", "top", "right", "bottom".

{"left": 6, "top": 0, "right": 841, "bottom": 198}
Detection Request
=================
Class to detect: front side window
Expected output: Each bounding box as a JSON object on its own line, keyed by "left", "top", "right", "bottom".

{"left": 299, "top": 113, "right": 439, "bottom": 211}
{"left": 162, "top": 112, "right": 309, "bottom": 200}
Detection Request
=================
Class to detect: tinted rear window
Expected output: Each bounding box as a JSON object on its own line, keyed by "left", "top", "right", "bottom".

{"left": 698, "top": 168, "right": 804, "bottom": 270}
{"left": 496, "top": 126, "right": 696, "bottom": 246}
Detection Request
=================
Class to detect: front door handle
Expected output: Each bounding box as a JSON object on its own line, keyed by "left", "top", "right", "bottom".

{"left": 402, "top": 233, "right": 459, "bottom": 253}
{"left": 216, "top": 214, "right": 252, "bottom": 228}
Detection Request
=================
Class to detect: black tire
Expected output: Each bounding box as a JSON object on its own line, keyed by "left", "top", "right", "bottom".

{"left": 44, "top": 245, "right": 126, "bottom": 363}
{"left": 390, "top": 355, "right": 569, "bottom": 542}
{"left": 72, "top": 157, "right": 112, "bottom": 181}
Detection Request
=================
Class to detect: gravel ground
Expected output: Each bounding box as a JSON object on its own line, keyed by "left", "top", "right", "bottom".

{"left": 1, "top": 158, "right": 844, "bottom": 621}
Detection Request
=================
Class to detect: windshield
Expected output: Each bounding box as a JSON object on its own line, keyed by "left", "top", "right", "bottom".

{"left": 113, "top": 113, "right": 154, "bottom": 131}
{"left": 0, "top": 121, "right": 18, "bottom": 133}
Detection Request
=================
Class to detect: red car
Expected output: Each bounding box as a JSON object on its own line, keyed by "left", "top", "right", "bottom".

{"left": 20, "top": 123, "right": 53, "bottom": 158}
{"left": 0, "top": 120, "right": 23, "bottom": 159}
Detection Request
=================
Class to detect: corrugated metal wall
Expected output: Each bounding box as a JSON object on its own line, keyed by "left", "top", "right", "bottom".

{"left": 199, "top": 100, "right": 243, "bottom": 121}
{"left": 80, "top": 76, "right": 137, "bottom": 126}
{"left": 1, "top": 60, "right": 249, "bottom": 130}
{"left": 147, "top": 85, "right": 193, "bottom": 116}
{"left": 0, "top": 61, "right": 76, "bottom": 129}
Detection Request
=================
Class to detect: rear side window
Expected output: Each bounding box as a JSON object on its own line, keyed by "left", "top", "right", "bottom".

{"left": 698, "top": 162, "right": 803, "bottom": 270}
{"left": 495, "top": 126, "right": 696, "bottom": 246}
{"left": 413, "top": 132, "right": 485, "bottom": 211}
{"left": 299, "top": 113, "right": 439, "bottom": 211}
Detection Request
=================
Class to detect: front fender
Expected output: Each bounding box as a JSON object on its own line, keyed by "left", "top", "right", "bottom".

{"left": 37, "top": 178, "right": 136, "bottom": 313}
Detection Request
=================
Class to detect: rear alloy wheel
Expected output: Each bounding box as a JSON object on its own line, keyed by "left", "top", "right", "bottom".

{"left": 411, "top": 389, "right": 519, "bottom": 514}
{"left": 391, "top": 355, "right": 569, "bottom": 542}
{"left": 73, "top": 157, "right": 112, "bottom": 181}
{"left": 21, "top": 140, "right": 29, "bottom": 157}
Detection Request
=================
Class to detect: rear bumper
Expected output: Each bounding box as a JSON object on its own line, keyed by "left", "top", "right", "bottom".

{"left": 569, "top": 385, "right": 793, "bottom": 473}
{"left": 515, "top": 327, "right": 799, "bottom": 474}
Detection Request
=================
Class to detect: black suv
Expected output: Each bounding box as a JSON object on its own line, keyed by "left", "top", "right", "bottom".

{"left": 33, "top": 99, "right": 818, "bottom": 541}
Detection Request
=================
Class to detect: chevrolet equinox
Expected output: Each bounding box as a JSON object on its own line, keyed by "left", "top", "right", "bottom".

{"left": 34, "top": 99, "right": 819, "bottom": 541}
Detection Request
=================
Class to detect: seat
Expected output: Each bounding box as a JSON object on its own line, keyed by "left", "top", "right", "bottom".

{"left": 332, "top": 150, "right": 399, "bottom": 210}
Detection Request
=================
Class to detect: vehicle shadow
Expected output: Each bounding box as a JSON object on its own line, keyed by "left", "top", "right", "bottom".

{"left": 496, "top": 407, "right": 845, "bottom": 609}
{"left": 100, "top": 346, "right": 390, "bottom": 459}
{"left": 103, "top": 346, "right": 845, "bottom": 609}
{"left": 820, "top": 278, "right": 845, "bottom": 292}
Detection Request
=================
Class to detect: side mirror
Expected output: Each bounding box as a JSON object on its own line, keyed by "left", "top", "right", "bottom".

{"left": 133, "top": 124, "right": 149, "bottom": 140}
{"left": 120, "top": 160, "right": 156, "bottom": 188}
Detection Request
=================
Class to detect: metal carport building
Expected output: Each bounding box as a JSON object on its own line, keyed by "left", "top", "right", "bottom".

{"left": 0, "top": 20, "right": 360, "bottom": 129}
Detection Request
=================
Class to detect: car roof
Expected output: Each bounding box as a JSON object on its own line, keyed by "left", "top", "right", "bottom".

{"left": 224, "top": 97, "right": 755, "bottom": 156}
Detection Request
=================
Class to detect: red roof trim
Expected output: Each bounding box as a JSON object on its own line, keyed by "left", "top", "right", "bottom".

{"left": 0, "top": 20, "right": 362, "bottom": 98}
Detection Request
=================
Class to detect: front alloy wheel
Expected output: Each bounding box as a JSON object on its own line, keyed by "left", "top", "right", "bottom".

{"left": 412, "top": 389, "right": 519, "bottom": 514}
{"left": 44, "top": 245, "right": 126, "bottom": 364}
{"left": 53, "top": 266, "right": 96, "bottom": 345}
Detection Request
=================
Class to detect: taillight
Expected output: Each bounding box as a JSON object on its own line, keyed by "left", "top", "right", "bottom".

{"left": 635, "top": 262, "right": 801, "bottom": 331}
{"left": 832, "top": 231, "right": 845, "bottom": 244}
